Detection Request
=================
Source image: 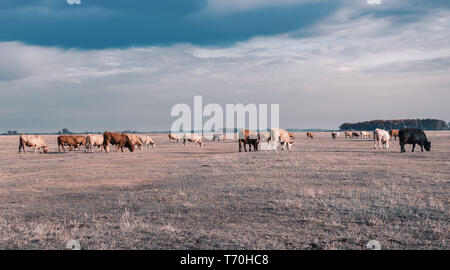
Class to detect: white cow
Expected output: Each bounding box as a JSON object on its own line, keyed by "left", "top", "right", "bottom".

{"left": 168, "top": 133, "right": 182, "bottom": 142}
{"left": 86, "top": 134, "right": 104, "bottom": 152}
{"left": 138, "top": 135, "right": 156, "bottom": 148}
{"left": 374, "top": 128, "right": 390, "bottom": 150}
{"left": 331, "top": 132, "right": 340, "bottom": 139}
{"left": 183, "top": 133, "right": 203, "bottom": 147}
{"left": 212, "top": 134, "right": 223, "bottom": 141}
{"left": 269, "top": 128, "right": 294, "bottom": 152}
{"left": 360, "top": 131, "right": 371, "bottom": 139}
{"left": 18, "top": 134, "right": 49, "bottom": 154}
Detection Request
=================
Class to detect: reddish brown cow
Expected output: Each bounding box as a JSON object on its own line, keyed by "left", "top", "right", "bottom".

{"left": 306, "top": 132, "right": 314, "bottom": 139}
{"left": 57, "top": 135, "right": 78, "bottom": 152}
{"left": 103, "top": 132, "right": 134, "bottom": 153}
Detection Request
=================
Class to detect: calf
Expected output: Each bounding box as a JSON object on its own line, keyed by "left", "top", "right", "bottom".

{"left": 238, "top": 130, "right": 259, "bottom": 152}
{"left": 19, "top": 134, "right": 49, "bottom": 154}
{"left": 399, "top": 128, "right": 431, "bottom": 153}
{"left": 373, "top": 128, "right": 390, "bottom": 150}
{"left": 103, "top": 132, "right": 134, "bottom": 153}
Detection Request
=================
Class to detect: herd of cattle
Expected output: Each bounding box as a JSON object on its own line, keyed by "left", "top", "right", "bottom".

{"left": 16, "top": 128, "right": 431, "bottom": 154}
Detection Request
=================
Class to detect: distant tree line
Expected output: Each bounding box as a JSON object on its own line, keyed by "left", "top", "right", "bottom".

{"left": 340, "top": 119, "right": 449, "bottom": 131}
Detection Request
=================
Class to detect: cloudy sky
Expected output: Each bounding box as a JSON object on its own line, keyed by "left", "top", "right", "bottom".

{"left": 0, "top": 0, "right": 449, "bottom": 132}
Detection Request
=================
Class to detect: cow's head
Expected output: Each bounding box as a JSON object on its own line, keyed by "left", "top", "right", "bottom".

{"left": 43, "top": 146, "right": 49, "bottom": 153}
{"left": 424, "top": 141, "right": 431, "bottom": 151}
{"left": 125, "top": 138, "right": 134, "bottom": 152}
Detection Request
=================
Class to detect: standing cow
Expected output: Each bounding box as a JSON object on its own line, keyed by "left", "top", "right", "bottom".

{"left": 183, "top": 133, "right": 203, "bottom": 147}
{"left": 389, "top": 129, "right": 399, "bottom": 141}
{"left": 86, "top": 134, "right": 104, "bottom": 152}
{"left": 344, "top": 131, "right": 352, "bottom": 138}
{"left": 269, "top": 128, "right": 294, "bottom": 152}
{"left": 103, "top": 132, "right": 134, "bottom": 153}
{"left": 399, "top": 128, "right": 431, "bottom": 153}
{"left": 19, "top": 134, "right": 49, "bottom": 154}
{"left": 138, "top": 135, "right": 156, "bottom": 149}
{"left": 373, "top": 128, "right": 390, "bottom": 150}
{"left": 331, "top": 132, "right": 339, "bottom": 140}
{"left": 306, "top": 132, "right": 314, "bottom": 140}
{"left": 238, "top": 130, "right": 259, "bottom": 152}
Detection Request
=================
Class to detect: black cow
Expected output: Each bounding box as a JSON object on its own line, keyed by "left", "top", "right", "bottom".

{"left": 238, "top": 130, "right": 259, "bottom": 152}
{"left": 399, "top": 128, "right": 431, "bottom": 153}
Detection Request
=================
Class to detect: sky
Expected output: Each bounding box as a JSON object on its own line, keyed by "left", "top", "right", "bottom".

{"left": 0, "top": 0, "right": 449, "bottom": 132}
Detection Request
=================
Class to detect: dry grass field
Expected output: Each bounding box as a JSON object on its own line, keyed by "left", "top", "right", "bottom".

{"left": 0, "top": 132, "right": 448, "bottom": 250}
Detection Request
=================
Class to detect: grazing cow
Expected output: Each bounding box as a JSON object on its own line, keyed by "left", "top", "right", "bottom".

{"left": 138, "top": 135, "right": 156, "bottom": 149}
{"left": 168, "top": 133, "right": 181, "bottom": 142}
{"left": 18, "top": 134, "right": 49, "bottom": 154}
{"left": 183, "top": 133, "right": 203, "bottom": 147}
{"left": 360, "top": 131, "right": 371, "bottom": 139}
{"left": 86, "top": 134, "right": 104, "bottom": 152}
{"left": 399, "top": 128, "right": 431, "bottom": 153}
{"left": 72, "top": 135, "right": 87, "bottom": 150}
{"left": 103, "top": 132, "right": 134, "bottom": 153}
{"left": 269, "top": 128, "right": 294, "bottom": 152}
{"left": 344, "top": 131, "right": 352, "bottom": 138}
{"left": 125, "top": 134, "right": 144, "bottom": 151}
{"left": 389, "top": 129, "right": 399, "bottom": 141}
{"left": 57, "top": 135, "right": 78, "bottom": 152}
{"left": 212, "top": 134, "right": 223, "bottom": 141}
{"left": 331, "top": 132, "right": 340, "bottom": 139}
{"left": 352, "top": 131, "right": 360, "bottom": 138}
{"left": 238, "top": 130, "right": 259, "bottom": 152}
{"left": 306, "top": 132, "right": 314, "bottom": 139}
{"left": 373, "top": 129, "right": 390, "bottom": 150}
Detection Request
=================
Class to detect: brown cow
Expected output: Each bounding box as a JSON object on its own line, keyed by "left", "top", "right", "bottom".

{"left": 168, "top": 133, "right": 181, "bottom": 142}
{"left": 72, "top": 135, "right": 87, "bottom": 150}
{"left": 344, "top": 131, "right": 352, "bottom": 138}
{"left": 19, "top": 134, "right": 49, "bottom": 154}
{"left": 389, "top": 129, "right": 399, "bottom": 141}
{"left": 306, "top": 132, "right": 314, "bottom": 139}
{"left": 238, "top": 130, "right": 259, "bottom": 152}
{"left": 352, "top": 131, "right": 360, "bottom": 138}
{"left": 57, "top": 135, "right": 78, "bottom": 152}
{"left": 103, "top": 132, "right": 134, "bottom": 153}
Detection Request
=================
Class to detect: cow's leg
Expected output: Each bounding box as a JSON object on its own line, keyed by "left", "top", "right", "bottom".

{"left": 412, "top": 144, "right": 416, "bottom": 152}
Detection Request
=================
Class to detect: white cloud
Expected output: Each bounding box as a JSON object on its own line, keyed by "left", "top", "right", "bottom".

{"left": 367, "top": 0, "right": 381, "bottom": 5}
{"left": 205, "top": 0, "right": 318, "bottom": 13}
{"left": 0, "top": 9, "right": 449, "bottom": 132}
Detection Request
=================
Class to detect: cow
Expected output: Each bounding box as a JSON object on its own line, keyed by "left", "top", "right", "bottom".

{"left": 306, "top": 132, "right": 314, "bottom": 139}
{"left": 352, "top": 131, "right": 360, "bottom": 138}
{"left": 57, "top": 135, "right": 78, "bottom": 152}
{"left": 72, "top": 135, "right": 87, "bottom": 150}
{"left": 389, "top": 129, "right": 399, "bottom": 141}
{"left": 360, "top": 131, "right": 371, "bottom": 139}
{"left": 212, "top": 134, "right": 223, "bottom": 141}
{"left": 169, "top": 133, "right": 181, "bottom": 142}
{"left": 331, "top": 132, "right": 340, "bottom": 139}
{"left": 86, "top": 134, "right": 104, "bottom": 152}
{"left": 138, "top": 135, "right": 156, "bottom": 149}
{"left": 269, "top": 128, "right": 294, "bottom": 152}
{"left": 125, "top": 134, "right": 144, "bottom": 151}
{"left": 344, "top": 131, "right": 352, "bottom": 138}
{"left": 183, "top": 133, "right": 203, "bottom": 147}
{"left": 238, "top": 130, "right": 259, "bottom": 152}
{"left": 373, "top": 128, "right": 390, "bottom": 150}
{"left": 18, "top": 134, "right": 49, "bottom": 154}
{"left": 103, "top": 132, "right": 134, "bottom": 153}
{"left": 399, "top": 128, "right": 431, "bottom": 153}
